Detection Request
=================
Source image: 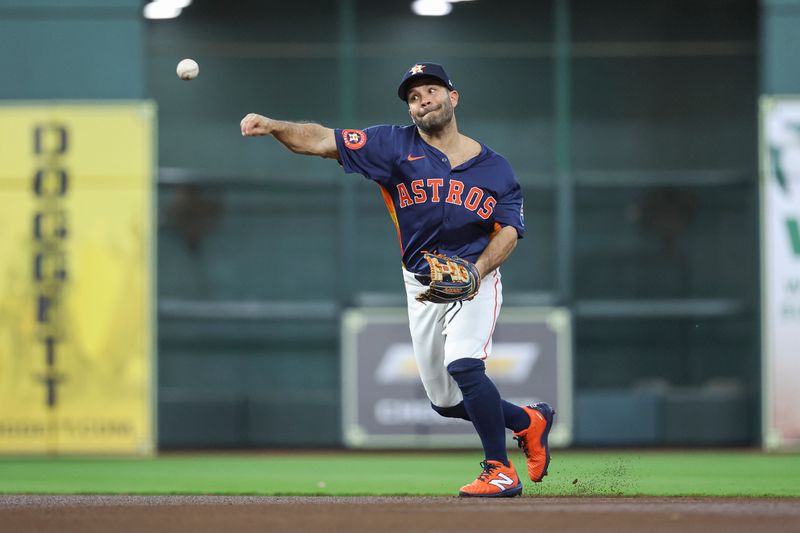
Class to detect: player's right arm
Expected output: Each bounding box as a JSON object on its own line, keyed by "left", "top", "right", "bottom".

{"left": 240, "top": 113, "right": 338, "bottom": 160}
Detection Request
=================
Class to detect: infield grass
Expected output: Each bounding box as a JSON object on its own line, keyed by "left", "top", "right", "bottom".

{"left": 0, "top": 450, "right": 798, "bottom": 497}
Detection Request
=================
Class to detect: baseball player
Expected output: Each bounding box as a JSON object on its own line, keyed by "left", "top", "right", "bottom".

{"left": 240, "top": 62, "right": 554, "bottom": 498}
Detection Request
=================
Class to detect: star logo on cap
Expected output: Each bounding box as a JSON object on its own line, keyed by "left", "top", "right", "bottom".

{"left": 409, "top": 64, "right": 426, "bottom": 75}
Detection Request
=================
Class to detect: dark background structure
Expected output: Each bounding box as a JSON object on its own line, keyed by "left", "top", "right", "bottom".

{"left": 3, "top": 0, "right": 798, "bottom": 448}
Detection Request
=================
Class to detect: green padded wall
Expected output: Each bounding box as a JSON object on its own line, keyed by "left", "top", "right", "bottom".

{"left": 147, "top": 0, "right": 760, "bottom": 447}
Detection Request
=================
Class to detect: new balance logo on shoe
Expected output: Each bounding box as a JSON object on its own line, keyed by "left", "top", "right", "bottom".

{"left": 488, "top": 473, "right": 515, "bottom": 491}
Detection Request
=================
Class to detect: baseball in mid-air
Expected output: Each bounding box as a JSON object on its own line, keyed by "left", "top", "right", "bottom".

{"left": 176, "top": 58, "right": 199, "bottom": 80}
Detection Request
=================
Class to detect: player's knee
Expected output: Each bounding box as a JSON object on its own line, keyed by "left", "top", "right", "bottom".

{"left": 446, "top": 358, "right": 485, "bottom": 387}
{"left": 430, "top": 401, "right": 470, "bottom": 421}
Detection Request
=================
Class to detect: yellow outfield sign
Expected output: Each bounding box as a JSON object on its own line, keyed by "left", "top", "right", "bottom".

{"left": 0, "top": 102, "right": 156, "bottom": 454}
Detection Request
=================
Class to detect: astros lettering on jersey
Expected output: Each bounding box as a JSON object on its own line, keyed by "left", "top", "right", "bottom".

{"left": 335, "top": 124, "right": 525, "bottom": 275}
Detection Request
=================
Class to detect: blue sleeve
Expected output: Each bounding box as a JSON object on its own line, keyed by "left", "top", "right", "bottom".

{"left": 493, "top": 172, "right": 526, "bottom": 239}
{"left": 334, "top": 125, "right": 396, "bottom": 185}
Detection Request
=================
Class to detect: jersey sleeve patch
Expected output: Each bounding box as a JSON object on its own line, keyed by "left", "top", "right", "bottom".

{"left": 341, "top": 129, "right": 367, "bottom": 150}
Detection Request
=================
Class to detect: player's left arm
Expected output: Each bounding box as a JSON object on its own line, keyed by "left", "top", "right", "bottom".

{"left": 474, "top": 225, "right": 518, "bottom": 279}
{"left": 475, "top": 157, "right": 525, "bottom": 279}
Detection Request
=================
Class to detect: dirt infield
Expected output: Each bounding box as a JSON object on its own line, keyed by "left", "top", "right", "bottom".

{"left": 2, "top": 495, "right": 799, "bottom": 533}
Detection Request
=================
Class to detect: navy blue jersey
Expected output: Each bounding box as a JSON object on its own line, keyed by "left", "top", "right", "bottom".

{"left": 335, "top": 124, "right": 525, "bottom": 274}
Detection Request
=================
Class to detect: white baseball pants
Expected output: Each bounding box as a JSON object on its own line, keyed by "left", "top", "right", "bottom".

{"left": 402, "top": 268, "right": 503, "bottom": 408}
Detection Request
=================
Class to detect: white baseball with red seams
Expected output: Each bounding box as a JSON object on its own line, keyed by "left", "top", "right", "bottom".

{"left": 402, "top": 268, "right": 502, "bottom": 408}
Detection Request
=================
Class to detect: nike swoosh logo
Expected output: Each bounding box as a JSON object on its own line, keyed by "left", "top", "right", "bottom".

{"left": 407, "top": 154, "right": 426, "bottom": 161}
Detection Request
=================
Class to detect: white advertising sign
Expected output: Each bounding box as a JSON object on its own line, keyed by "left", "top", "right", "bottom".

{"left": 342, "top": 307, "right": 572, "bottom": 448}
{"left": 762, "top": 97, "right": 800, "bottom": 449}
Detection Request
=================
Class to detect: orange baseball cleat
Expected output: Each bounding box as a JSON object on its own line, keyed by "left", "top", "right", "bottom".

{"left": 458, "top": 460, "right": 523, "bottom": 498}
{"left": 513, "top": 402, "right": 555, "bottom": 482}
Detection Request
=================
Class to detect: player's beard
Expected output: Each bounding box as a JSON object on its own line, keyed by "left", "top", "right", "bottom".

{"left": 413, "top": 99, "right": 454, "bottom": 134}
